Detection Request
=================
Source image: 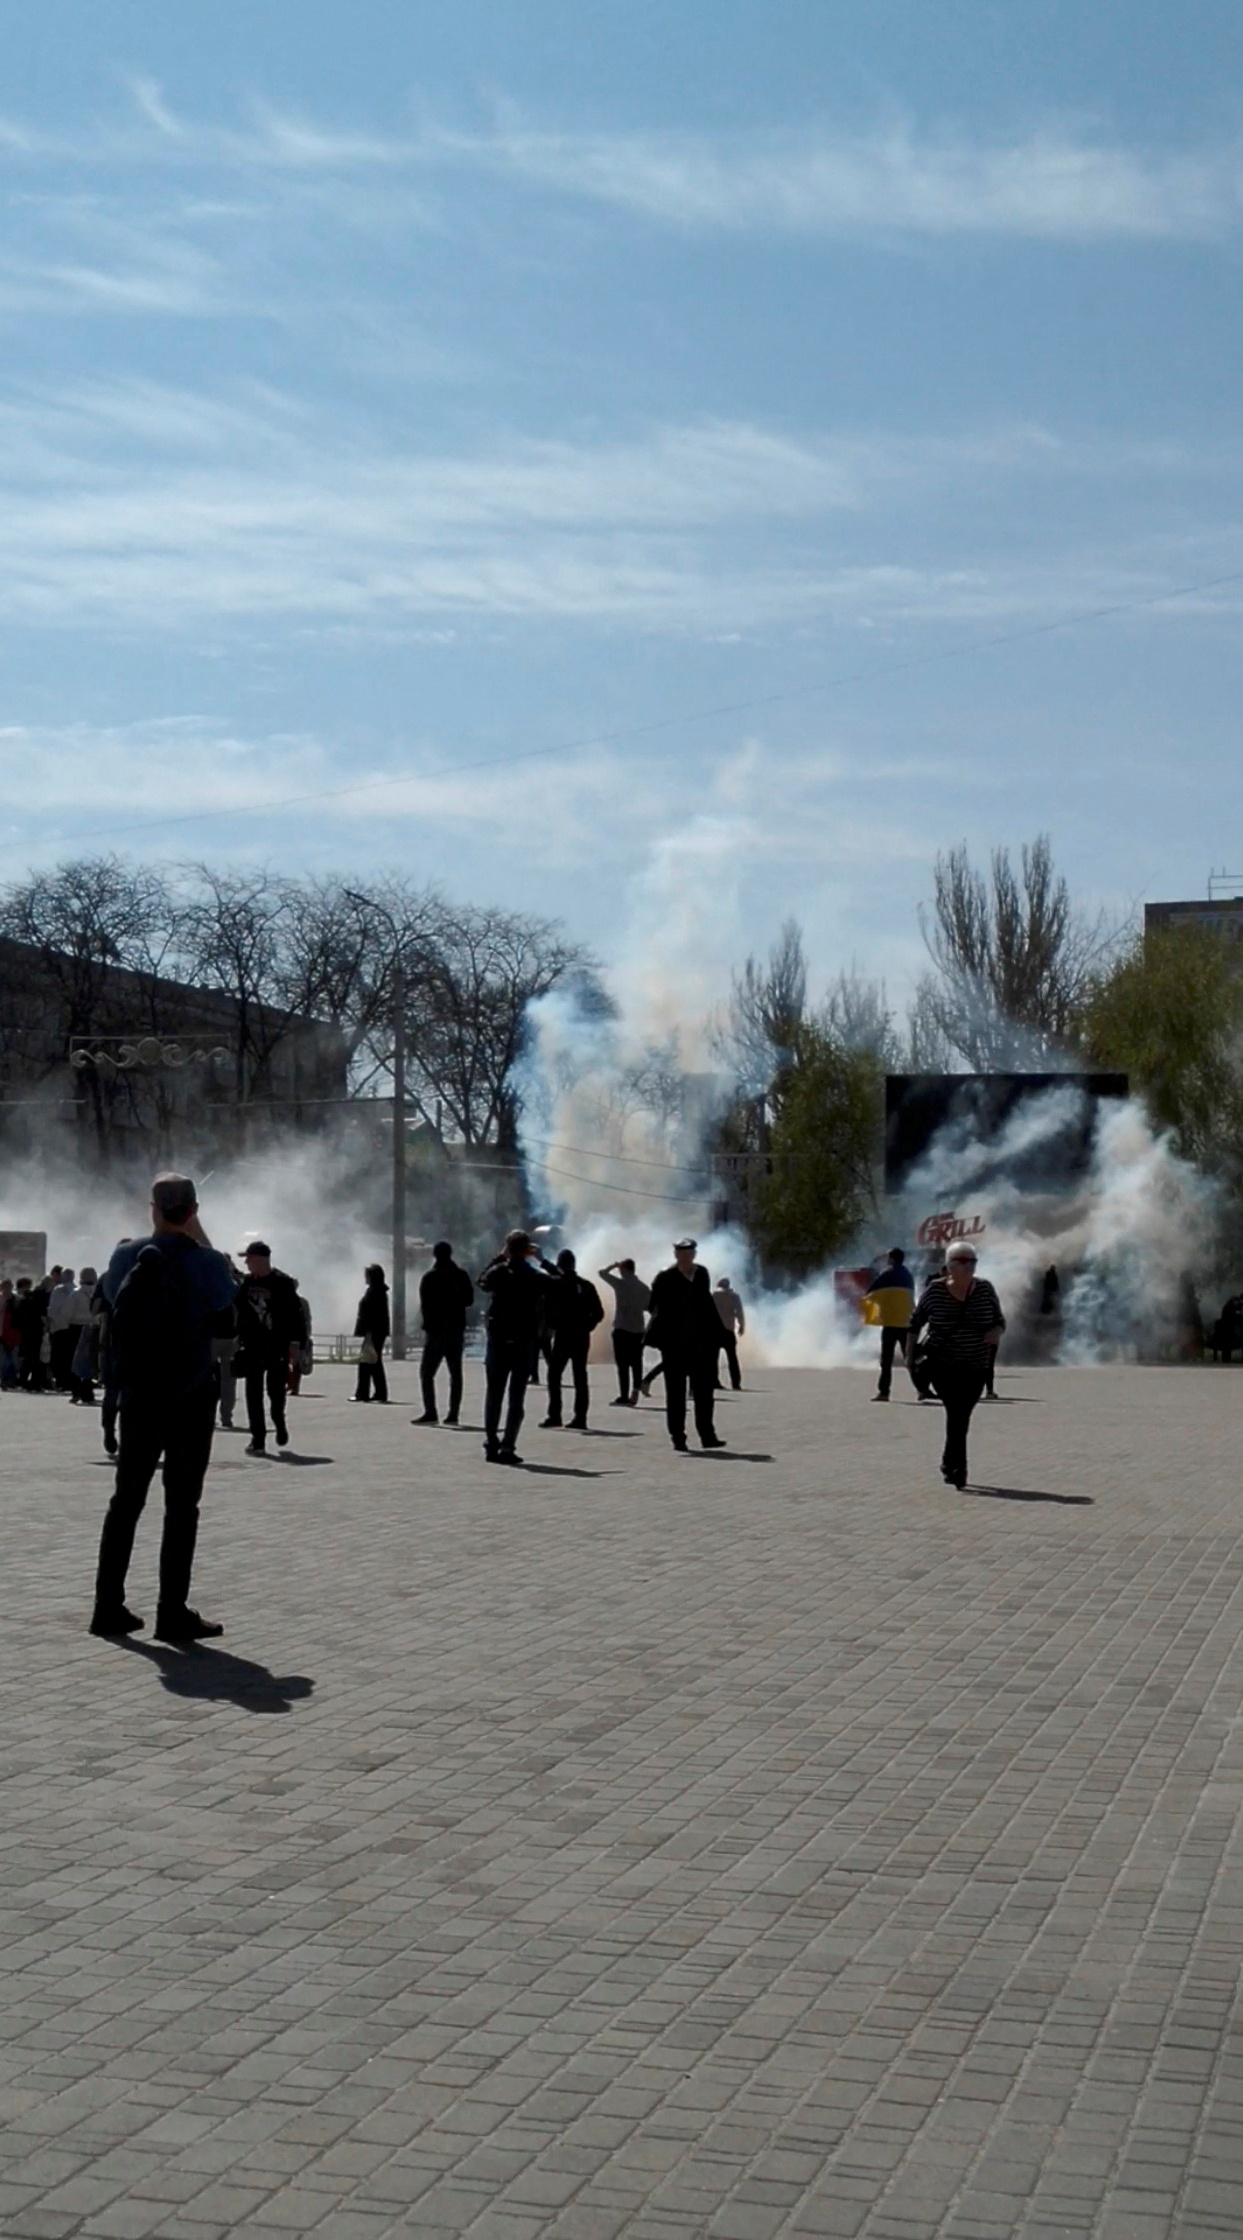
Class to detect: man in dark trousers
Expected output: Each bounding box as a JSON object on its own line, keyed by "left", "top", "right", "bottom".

{"left": 413, "top": 1241, "right": 474, "bottom": 1426}
{"left": 599, "top": 1257, "right": 650, "bottom": 1405}
{"left": 540, "top": 1249, "right": 604, "bottom": 1429}
{"left": 864, "top": 1247, "right": 915, "bottom": 1401}
{"left": 89, "top": 1173, "right": 236, "bottom": 1642}
{"left": 647, "top": 1238, "right": 726, "bottom": 1452}
{"left": 236, "top": 1241, "right": 303, "bottom": 1454}
{"left": 477, "top": 1230, "right": 559, "bottom": 1463}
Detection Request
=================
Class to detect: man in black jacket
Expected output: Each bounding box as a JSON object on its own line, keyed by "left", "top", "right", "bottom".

{"left": 236, "top": 1241, "right": 303, "bottom": 1454}
{"left": 540, "top": 1249, "right": 604, "bottom": 1430}
{"left": 647, "top": 1238, "right": 725, "bottom": 1452}
{"left": 477, "top": 1231, "right": 558, "bottom": 1463}
{"left": 413, "top": 1241, "right": 474, "bottom": 1425}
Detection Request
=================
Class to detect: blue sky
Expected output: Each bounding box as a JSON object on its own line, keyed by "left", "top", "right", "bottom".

{"left": 2, "top": 0, "right": 1241, "bottom": 1006}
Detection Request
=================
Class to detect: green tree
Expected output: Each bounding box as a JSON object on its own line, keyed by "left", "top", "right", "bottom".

{"left": 1079, "top": 923, "right": 1243, "bottom": 1170}
{"left": 748, "top": 1022, "right": 880, "bottom": 1279}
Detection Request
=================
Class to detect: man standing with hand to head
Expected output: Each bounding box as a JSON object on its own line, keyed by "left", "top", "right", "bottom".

{"left": 89, "top": 1174, "right": 236, "bottom": 1642}
{"left": 599, "top": 1258, "right": 650, "bottom": 1406}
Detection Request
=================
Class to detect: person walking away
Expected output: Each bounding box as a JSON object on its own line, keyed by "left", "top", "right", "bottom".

{"left": 908, "top": 1240, "right": 1004, "bottom": 1490}
{"left": 0, "top": 1279, "right": 19, "bottom": 1391}
{"left": 354, "top": 1265, "right": 391, "bottom": 1403}
{"left": 413, "top": 1242, "right": 474, "bottom": 1424}
{"left": 236, "top": 1242, "right": 303, "bottom": 1454}
{"left": 599, "top": 1258, "right": 650, "bottom": 1405}
{"left": 89, "top": 1173, "right": 236, "bottom": 1641}
{"left": 68, "top": 1266, "right": 97, "bottom": 1403}
{"left": 47, "top": 1267, "right": 77, "bottom": 1391}
{"left": 864, "top": 1248, "right": 915, "bottom": 1401}
{"left": 477, "top": 1231, "right": 559, "bottom": 1463}
{"left": 712, "top": 1275, "right": 746, "bottom": 1390}
{"left": 540, "top": 1250, "right": 604, "bottom": 1429}
{"left": 647, "top": 1239, "right": 726, "bottom": 1452}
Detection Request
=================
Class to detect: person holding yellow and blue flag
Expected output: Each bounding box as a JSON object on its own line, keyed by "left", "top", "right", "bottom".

{"left": 862, "top": 1248, "right": 915, "bottom": 1401}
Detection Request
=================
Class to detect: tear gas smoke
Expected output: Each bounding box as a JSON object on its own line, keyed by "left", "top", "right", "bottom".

{"left": 518, "top": 830, "right": 1221, "bottom": 1367}
{"left": 0, "top": 1138, "right": 395, "bottom": 1336}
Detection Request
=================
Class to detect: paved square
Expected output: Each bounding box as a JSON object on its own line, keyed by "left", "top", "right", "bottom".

{"left": 3, "top": 1362, "right": 1242, "bottom": 2238}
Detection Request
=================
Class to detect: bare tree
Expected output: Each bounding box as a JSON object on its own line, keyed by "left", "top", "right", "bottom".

{"left": 920, "top": 835, "right": 1114, "bottom": 1068}
{"left": 903, "top": 976, "right": 956, "bottom": 1072}
{"left": 176, "top": 865, "right": 294, "bottom": 1120}
{"left": 713, "top": 918, "right": 808, "bottom": 1095}
{"left": 407, "top": 904, "right": 598, "bottom": 1148}
{"left": 822, "top": 967, "right": 904, "bottom": 1068}
{"left": 2, "top": 856, "right": 174, "bottom": 1157}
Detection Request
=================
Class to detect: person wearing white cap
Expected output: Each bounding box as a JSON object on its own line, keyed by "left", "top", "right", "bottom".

{"left": 907, "top": 1239, "right": 1005, "bottom": 1490}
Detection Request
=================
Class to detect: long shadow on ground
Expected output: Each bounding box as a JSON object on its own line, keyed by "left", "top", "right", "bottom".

{"left": 968, "top": 1483, "right": 1094, "bottom": 1507}
{"left": 515, "top": 1462, "right": 613, "bottom": 1480}
{"left": 686, "top": 1450, "right": 775, "bottom": 1464}
{"left": 117, "top": 1638, "right": 315, "bottom": 1713}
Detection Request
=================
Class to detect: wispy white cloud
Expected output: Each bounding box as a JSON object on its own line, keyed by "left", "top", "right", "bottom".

{"left": 416, "top": 116, "right": 1243, "bottom": 243}
{"left": 9, "top": 85, "right": 1243, "bottom": 246}
{"left": 0, "top": 380, "right": 1238, "bottom": 638}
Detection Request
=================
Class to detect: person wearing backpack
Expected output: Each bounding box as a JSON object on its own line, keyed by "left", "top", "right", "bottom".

{"left": 89, "top": 1174, "right": 237, "bottom": 1642}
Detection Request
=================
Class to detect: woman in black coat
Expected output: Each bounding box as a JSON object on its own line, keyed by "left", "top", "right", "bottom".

{"left": 353, "top": 1264, "right": 391, "bottom": 1403}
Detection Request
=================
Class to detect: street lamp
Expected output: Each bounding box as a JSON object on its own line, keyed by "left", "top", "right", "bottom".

{"left": 345, "top": 890, "right": 410, "bottom": 1360}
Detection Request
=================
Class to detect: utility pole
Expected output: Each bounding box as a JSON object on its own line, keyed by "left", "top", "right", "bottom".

{"left": 391, "top": 951, "right": 407, "bottom": 1360}
{"left": 345, "top": 888, "right": 409, "bottom": 1360}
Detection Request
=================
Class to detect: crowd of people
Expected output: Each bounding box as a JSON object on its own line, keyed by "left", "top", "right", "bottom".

{"left": 0, "top": 1170, "right": 1024, "bottom": 1642}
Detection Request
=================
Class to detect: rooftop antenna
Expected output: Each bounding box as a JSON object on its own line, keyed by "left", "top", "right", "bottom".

{"left": 1207, "top": 868, "right": 1243, "bottom": 901}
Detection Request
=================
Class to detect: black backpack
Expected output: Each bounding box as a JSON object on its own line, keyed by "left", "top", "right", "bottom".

{"left": 110, "top": 1243, "right": 195, "bottom": 1395}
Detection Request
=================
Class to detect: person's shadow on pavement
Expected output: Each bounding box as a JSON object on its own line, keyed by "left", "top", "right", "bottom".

{"left": 969, "top": 1483, "right": 1093, "bottom": 1507}
{"left": 118, "top": 1638, "right": 314, "bottom": 1713}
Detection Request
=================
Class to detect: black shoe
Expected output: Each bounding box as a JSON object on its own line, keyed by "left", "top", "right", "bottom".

{"left": 871, "top": 1393, "right": 889, "bottom": 1403}
{"left": 484, "top": 1446, "right": 503, "bottom": 1463}
{"left": 274, "top": 1425, "right": 289, "bottom": 1449}
{"left": 103, "top": 1434, "right": 118, "bottom": 1457}
{"left": 89, "top": 1605, "right": 143, "bottom": 1637}
{"left": 444, "top": 1413, "right": 459, "bottom": 1426}
{"left": 568, "top": 1418, "right": 588, "bottom": 1431}
{"left": 610, "top": 1396, "right": 629, "bottom": 1407}
{"left": 412, "top": 1412, "right": 438, "bottom": 1425}
{"left": 499, "top": 1450, "right": 523, "bottom": 1466}
{"left": 701, "top": 1435, "right": 726, "bottom": 1449}
{"left": 245, "top": 1440, "right": 266, "bottom": 1456}
{"left": 538, "top": 1416, "right": 560, "bottom": 1429}
{"left": 952, "top": 1468, "right": 968, "bottom": 1490}
{"left": 672, "top": 1438, "right": 688, "bottom": 1452}
{"left": 154, "top": 1608, "right": 224, "bottom": 1643}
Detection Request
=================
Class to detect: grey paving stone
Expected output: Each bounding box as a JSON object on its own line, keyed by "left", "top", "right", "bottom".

{"left": 6, "top": 1365, "right": 1243, "bottom": 2238}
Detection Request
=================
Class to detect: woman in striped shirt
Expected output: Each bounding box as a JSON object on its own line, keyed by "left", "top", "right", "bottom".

{"left": 908, "top": 1239, "right": 1005, "bottom": 1489}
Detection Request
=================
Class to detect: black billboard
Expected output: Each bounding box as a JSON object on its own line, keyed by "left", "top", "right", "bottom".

{"left": 884, "top": 1073, "right": 1129, "bottom": 1196}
